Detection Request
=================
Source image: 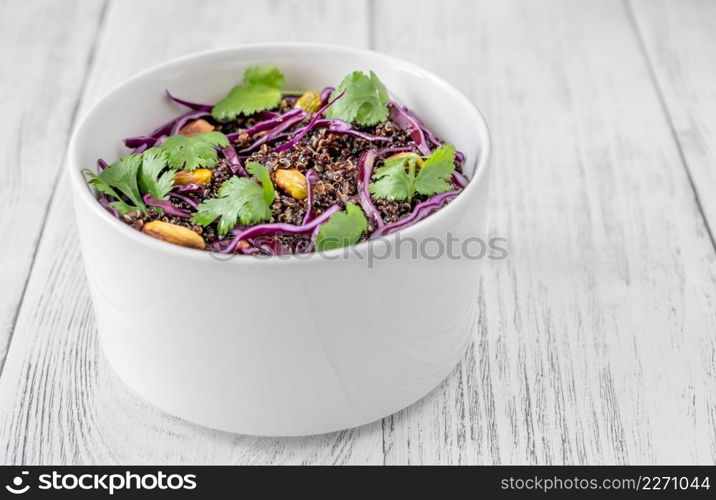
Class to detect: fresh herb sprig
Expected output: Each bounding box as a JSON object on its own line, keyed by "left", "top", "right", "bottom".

{"left": 369, "top": 144, "right": 457, "bottom": 201}
{"left": 246, "top": 161, "right": 276, "bottom": 206}
{"left": 85, "top": 154, "right": 146, "bottom": 216}
{"left": 212, "top": 65, "right": 286, "bottom": 121}
{"left": 158, "top": 131, "right": 229, "bottom": 171}
{"left": 138, "top": 149, "right": 175, "bottom": 201}
{"left": 315, "top": 203, "right": 368, "bottom": 251}
{"left": 191, "top": 162, "right": 274, "bottom": 235}
{"left": 325, "top": 71, "right": 389, "bottom": 126}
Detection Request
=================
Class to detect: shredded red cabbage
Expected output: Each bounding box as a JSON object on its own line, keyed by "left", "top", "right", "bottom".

{"left": 319, "top": 86, "right": 335, "bottom": 105}
{"left": 170, "top": 191, "right": 199, "bottom": 209}
{"left": 240, "top": 110, "right": 308, "bottom": 153}
{"left": 302, "top": 169, "right": 320, "bottom": 224}
{"left": 123, "top": 136, "right": 160, "bottom": 149}
{"left": 388, "top": 103, "right": 431, "bottom": 156}
{"left": 357, "top": 150, "right": 385, "bottom": 228}
{"left": 172, "top": 183, "right": 203, "bottom": 194}
{"left": 399, "top": 106, "right": 466, "bottom": 164}
{"left": 225, "top": 108, "right": 304, "bottom": 143}
{"left": 371, "top": 190, "right": 460, "bottom": 238}
{"left": 452, "top": 170, "right": 469, "bottom": 188}
{"left": 312, "top": 119, "right": 391, "bottom": 142}
{"left": 143, "top": 194, "right": 191, "bottom": 218}
{"left": 99, "top": 197, "right": 119, "bottom": 218}
{"left": 170, "top": 110, "right": 210, "bottom": 136}
{"left": 165, "top": 90, "right": 213, "bottom": 112}
{"left": 222, "top": 145, "right": 248, "bottom": 177}
{"left": 374, "top": 145, "right": 414, "bottom": 156}
{"left": 219, "top": 204, "right": 341, "bottom": 254}
{"left": 272, "top": 91, "right": 344, "bottom": 153}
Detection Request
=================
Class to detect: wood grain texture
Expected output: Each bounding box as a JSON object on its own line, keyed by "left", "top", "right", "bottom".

{"left": 376, "top": 0, "right": 716, "bottom": 464}
{"left": 0, "top": 0, "right": 383, "bottom": 465}
{"left": 629, "top": 0, "right": 716, "bottom": 240}
{"left": 0, "top": 0, "right": 106, "bottom": 371}
{"left": 1, "top": 0, "right": 716, "bottom": 465}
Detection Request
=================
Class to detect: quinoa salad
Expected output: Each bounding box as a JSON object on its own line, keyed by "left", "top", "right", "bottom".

{"left": 84, "top": 66, "right": 471, "bottom": 255}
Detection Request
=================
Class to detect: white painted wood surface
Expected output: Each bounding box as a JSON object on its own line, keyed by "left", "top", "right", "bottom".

{"left": 0, "top": 0, "right": 715, "bottom": 465}
{"left": 630, "top": 0, "right": 716, "bottom": 239}
{"left": 0, "top": 0, "right": 105, "bottom": 370}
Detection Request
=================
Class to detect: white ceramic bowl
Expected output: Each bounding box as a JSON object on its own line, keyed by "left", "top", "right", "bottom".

{"left": 68, "top": 43, "right": 491, "bottom": 436}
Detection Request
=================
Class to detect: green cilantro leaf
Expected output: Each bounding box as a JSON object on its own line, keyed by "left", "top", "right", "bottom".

{"left": 138, "top": 149, "right": 175, "bottom": 200}
{"left": 315, "top": 203, "right": 368, "bottom": 252}
{"left": 415, "top": 144, "right": 456, "bottom": 196}
{"left": 86, "top": 154, "right": 146, "bottom": 215}
{"left": 325, "top": 71, "right": 389, "bottom": 126}
{"left": 212, "top": 65, "right": 285, "bottom": 121}
{"left": 191, "top": 177, "right": 271, "bottom": 235}
{"left": 159, "top": 131, "right": 229, "bottom": 171}
{"left": 246, "top": 161, "right": 275, "bottom": 206}
{"left": 369, "top": 145, "right": 457, "bottom": 201}
{"left": 369, "top": 153, "right": 419, "bottom": 201}
{"left": 244, "top": 65, "right": 284, "bottom": 88}
{"left": 84, "top": 171, "right": 136, "bottom": 216}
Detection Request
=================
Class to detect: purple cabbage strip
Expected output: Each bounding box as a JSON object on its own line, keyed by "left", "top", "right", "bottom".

{"left": 252, "top": 236, "right": 293, "bottom": 256}
{"left": 165, "top": 90, "right": 214, "bottom": 112}
{"left": 170, "top": 191, "right": 199, "bottom": 209}
{"left": 319, "top": 87, "right": 335, "bottom": 105}
{"left": 126, "top": 104, "right": 213, "bottom": 149}
{"left": 254, "top": 110, "right": 279, "bottom": 120}
{"left": 219, "top": 204, "right": 341, "bottom": 254}
{"left": 306, "top": 225, "right": 321, "bottom": 253}
{"left": 172, "top": 183, "right": 203, "bottom": 194}
{"left": 170, "top": 110, "right": 210, "bottom": 136}
{"left": 451, "top": 170, "right": 469, "bottom": 188}
{"left": 375, "top": 145, "right": 414, "bottom": 156}
{"left": 124, "top": 135, "right": 166, "bottom": 153}
{"left": 97, "top": 159, "right": 108, "bottom": 171}
{"left": 356, "top": 150, "right": 385, "bottom": 228}
{"left": 402, "top": 106, "right": 442, "bottom": 147}
{"left": 313, "top": 119, "right": 391, "bottom": 142}
{"left": 225, "top": 111, "right": 284, "bottom": 140}
{"left": 383, "top": 108, "right": 469, "bottom": 186}
{"left": 239, "top": 110, "right": 307, "bottom": 153}
{"left": 243, "top": 108, "right": 304, "bottom": 137}
{"left": 143, "top": 194, "right": 191, "bottom": 218}
{"left": 146, "top": 108, "right": 202, "bottom": 139}
{"left": 388, "top": 103, "right": 431, "bottom": 156}
{"left": 272, "top": 91, "right": 344, "bottom": 153}
{"left": 400, "top": 105, "right": 466, "bottom": 164}
{"left": 98, "top": 198, "right": 119, "bottom": 218}
{"left": 302, "top": 169, "right": 320, "bottom": 225}
{"left": 371, "top": 190, "right": 460, "bottom": 239}
{"left": 222, "top": 145, "right": 248, "bottom": 176}
{"left": 124, "top": 136, "right": 158, "bottom": 149}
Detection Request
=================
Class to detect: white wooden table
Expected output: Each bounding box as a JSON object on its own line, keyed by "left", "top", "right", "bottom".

{"left": 1, "top": 0, "right": 715, "bottom": 465}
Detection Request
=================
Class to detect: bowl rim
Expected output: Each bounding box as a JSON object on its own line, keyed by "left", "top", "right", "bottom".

{"left": 67, "top": 42, "right": 491, "bottom": 266}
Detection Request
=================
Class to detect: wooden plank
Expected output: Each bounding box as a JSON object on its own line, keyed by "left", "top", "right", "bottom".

{"left": 629, "top": 0, "right": 716, "bottom": 240}
{"left": 0, "top": 0, "right": 106, "bottom": 371}
{"left": 0, "top": 0, "right": 382, "bottom": 465}
{"left": 376, "top": 0, "right": 716, "bottom": 464}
